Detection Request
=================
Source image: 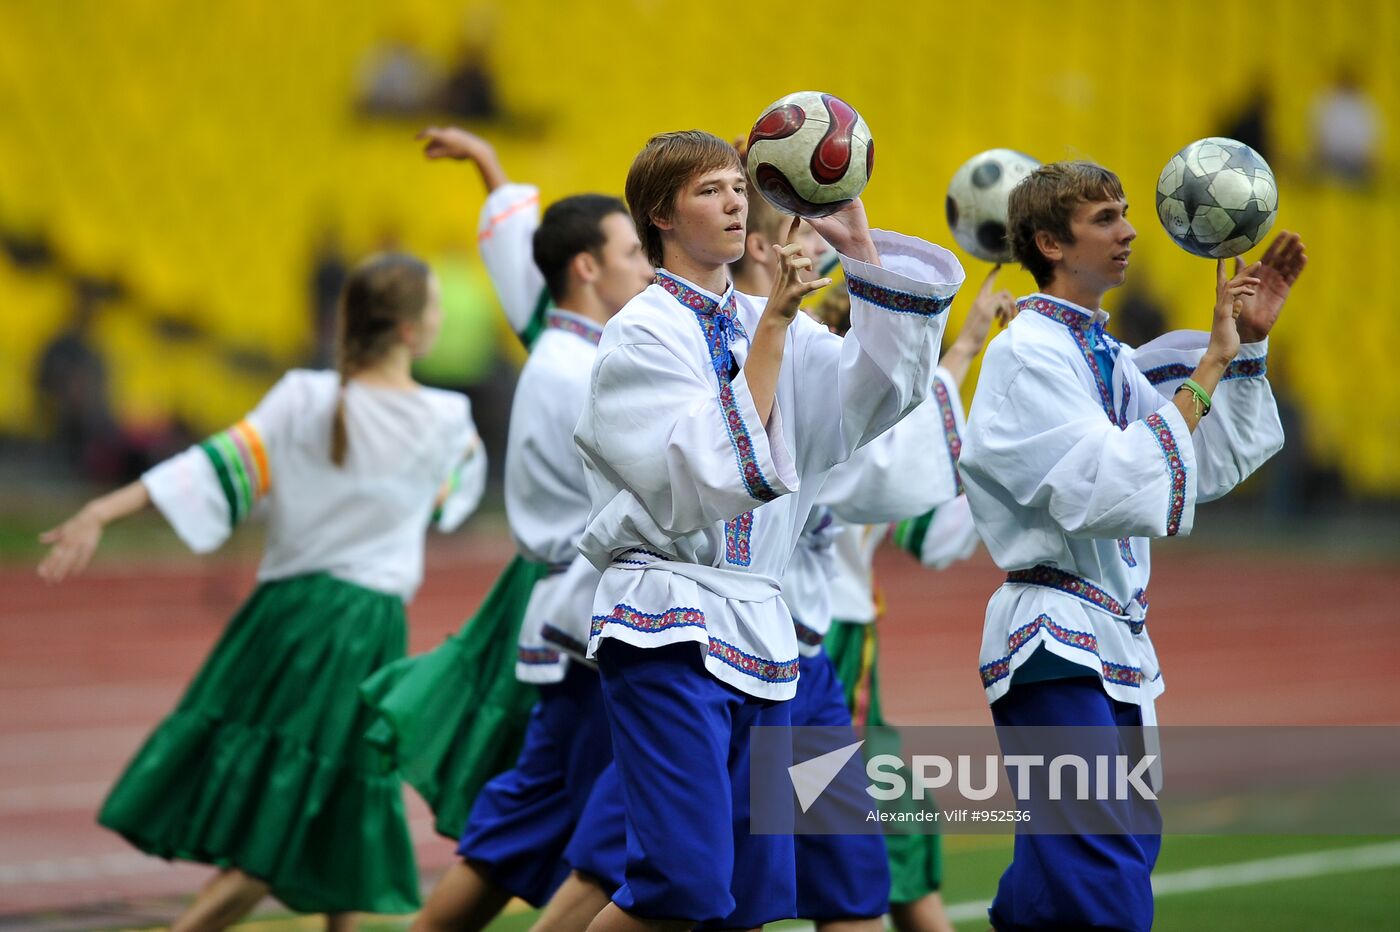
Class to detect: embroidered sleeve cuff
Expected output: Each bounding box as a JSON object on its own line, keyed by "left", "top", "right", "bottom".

{"left": 1135, "top": 330, "right": 1269, "bottom": 387}
{"left": 1227, "top": 336, "right": 1269, "bottom": 380}
{"left": 724, "top": 368, "right": 798, "bottom": 503}
{"left": 1141, "top": 402, "right": 1198, "bottom": 538}
{"left": 840, "top": 230, "right": 964, "bottom": 317}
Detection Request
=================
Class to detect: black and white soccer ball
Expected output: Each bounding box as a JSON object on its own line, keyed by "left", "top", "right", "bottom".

{"left": 746, "top": 91, "right": 873, "bottom": 219}
{"left": 1156, "top": 137, "right": 1278, "bottom": 259}
{"left": 945, "top": 149, "right": 1040, "bottom": 263}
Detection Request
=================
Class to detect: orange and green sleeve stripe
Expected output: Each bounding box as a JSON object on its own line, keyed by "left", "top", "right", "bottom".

{"left": 199, "top": 419, "right": 270, "bottom": 527}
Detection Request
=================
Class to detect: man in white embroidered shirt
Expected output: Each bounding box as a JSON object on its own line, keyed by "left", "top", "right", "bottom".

{"left": 958, "top": 161, "right": 1307, "bottom": 931}
{"left": 573, "top": 130, "right": 964, "bottom": 932}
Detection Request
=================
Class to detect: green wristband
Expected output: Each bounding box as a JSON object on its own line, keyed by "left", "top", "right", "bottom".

{"left": 1179, "top": 378, "right": 1213, "bottom": 416}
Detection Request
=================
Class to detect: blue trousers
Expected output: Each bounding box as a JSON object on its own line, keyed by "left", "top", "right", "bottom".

{"left": 591, "top": 640, "right": 797, "bottom": 928}
{"left": 457, "top": 662, "right": 612, "bottom": 906}
{"left": 988, "top": 678, "right": 1161, "bottom": 932}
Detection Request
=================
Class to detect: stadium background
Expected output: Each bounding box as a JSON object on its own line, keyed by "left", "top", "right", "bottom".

{"left": 0, "top": 0, "right": 1397, "bottom": 929}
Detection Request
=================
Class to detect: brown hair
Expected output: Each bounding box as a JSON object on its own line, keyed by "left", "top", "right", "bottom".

{"left": 331, "top": 253, "right": 431, "bottom": 466}
{"left": 1008, "top": 161, "right": 1125, "bottom": 287}
{"left": 533, "top": 193, "right": 630, "bottom": 303}
{"left": 625, "top": 130, "right": 742, "bottom": 267}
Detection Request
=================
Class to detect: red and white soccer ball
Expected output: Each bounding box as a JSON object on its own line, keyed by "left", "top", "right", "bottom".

{"left": 745, "top": 91, "right": 873, "bottom": 219}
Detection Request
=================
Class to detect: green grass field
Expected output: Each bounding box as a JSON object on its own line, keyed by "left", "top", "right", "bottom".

{"left": 152, "top": 835, "right": 1398, "bottom": 932}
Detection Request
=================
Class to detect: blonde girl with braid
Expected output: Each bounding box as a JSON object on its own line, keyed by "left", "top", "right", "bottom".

{"left": 38, "top": 253, "right": 486, "bottom": 932}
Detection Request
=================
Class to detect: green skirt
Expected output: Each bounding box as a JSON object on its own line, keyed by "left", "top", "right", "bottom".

{"left": 360, "top": 555, "right": 547, "bottom": 839}
{"left": 98, "top": 573, "right": 420, "bottom": 915}
{"left": 825, "top": 619, "right": 944, "bottom": 903}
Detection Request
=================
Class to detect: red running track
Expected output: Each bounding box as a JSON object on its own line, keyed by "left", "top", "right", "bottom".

{"left": 2, "top": 533, "right": 1397, "bottom": 915}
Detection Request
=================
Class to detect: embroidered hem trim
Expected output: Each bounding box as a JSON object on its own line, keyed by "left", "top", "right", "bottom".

{"left": 979, "top": 613, "right": 1144, "bottom": 689}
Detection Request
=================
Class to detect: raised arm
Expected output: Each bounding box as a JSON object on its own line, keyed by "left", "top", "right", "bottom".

{"left": 1130, "top": 233, "right": 1303, "bottom": 501}
{"left": 417, "top": 126, "right": 547, "bottom": 340}
{"left": 787, "top": 210, "right": 965, "bottom": 475}
{"left": 417, "top": 126, "right": 509, "bottom": 191}
{"left": 745, "top": 216, "right": 833, "bottom": 422}
{"left": 938, "top": 263, "right": 1016, "bottom": 386}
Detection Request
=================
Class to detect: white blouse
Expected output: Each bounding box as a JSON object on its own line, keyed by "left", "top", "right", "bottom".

{"left": 142, "top": 370, "right": 484, "bottom": 601}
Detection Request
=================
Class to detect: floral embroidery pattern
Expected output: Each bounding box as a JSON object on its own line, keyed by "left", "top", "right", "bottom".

{"left": 1117, "top": 537, "right": 1138, "bottom": 568}
{"left": 545, "top": 310, "right": 603, "bottom": 346}
{"left": 1143, "top": 412, "right": 1186, "bottom": 536}
{"left": 656, "top": 271, "right": 748, "bottom": 378}
{"left": 1006, "top": 565, "right": 1127, "bottom": 615}
{"left": 1225, "top": 357, "right": 1268, "bottom": 380}
{"left": 847, "top": 276, "right": 953, "bottom": 317}
{"left": 591, "top": 603, "right": 706, "bottom": 640}
{"left": 657, "top": 271, "right": 776, "bottom": 567}
{"left": 978, "top": 613, "right": 1099, "bottom": 687}
{"left": 1142, "top": 356, "right": 1267, "bottom": 386}
{"left": 932, "top": 378, "right": 965, "bottom": 495}
{"left": 707, "top": 636, "right": 799, "bottom": 683}
{"left": 1018, "top": 295, "right": 1092, "bottom": 330}
{"left": 1101, "top": 660, "right": 1144, "bottom": 687}
{"left": 725, "top": 509, "right": 754, "bottom": 566}
{"left": 1019, "top": 296, "right": 1122, "bottom": 426}
{"left": 718, "top": 383, "right": 778, "bottom": 504}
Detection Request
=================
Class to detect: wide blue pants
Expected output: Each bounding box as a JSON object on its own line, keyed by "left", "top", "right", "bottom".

{"left": 457, "top": 662, "right": 612, "bottom": 906}
{"left": 590, "top": 640, "right": 797, "bottom": 928}
{"left": 988, "top": 677, "right": 1161, "bottom": 932}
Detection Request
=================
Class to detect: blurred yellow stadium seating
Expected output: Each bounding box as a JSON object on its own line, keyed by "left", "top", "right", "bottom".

{"left": 0, "top": 0, "right": 1395, "bottom": 490}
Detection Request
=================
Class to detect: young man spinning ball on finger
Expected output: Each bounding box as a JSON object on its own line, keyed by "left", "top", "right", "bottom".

{"left": 572, "top": 130, "right": 964, "bottom": 932}
{"left": 958, "top": 161, "right": 1307, "bottom": 931}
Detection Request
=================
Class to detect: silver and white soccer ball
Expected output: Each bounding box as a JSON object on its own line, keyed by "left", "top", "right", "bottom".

{"left": 945, "top": 148, "right": 1041, "bottom": 263}
{"left": 1156, "top": 137, "right": 1278, "bottom": 259}
{"left": 746, "top": 91, "right": 873, "bottom": 219}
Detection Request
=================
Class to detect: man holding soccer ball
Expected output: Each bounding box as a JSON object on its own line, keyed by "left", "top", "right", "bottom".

{"left": 571, "top": 127, "right": 964, "bottom": 932}
{"left": 958, "top": 160, "right": 1307, "bottom": 931}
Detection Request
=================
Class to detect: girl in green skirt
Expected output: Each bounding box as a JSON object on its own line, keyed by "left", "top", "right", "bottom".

{"left": 37, "top": 254, "right": 486, "bottom": 931}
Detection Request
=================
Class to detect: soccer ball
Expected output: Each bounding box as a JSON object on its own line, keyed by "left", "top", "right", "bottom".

{"left": 745, "top": 91, "right": 873, "bottom": 219}
{"left": 945, "top": 148, "right": 1041, "bottom": 263}
{"left": 1156, "top": 137, "right": 1278, "bottom": 259}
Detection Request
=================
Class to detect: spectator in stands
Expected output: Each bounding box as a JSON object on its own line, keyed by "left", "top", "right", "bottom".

{"left": 1310, "top": 63, "right": 1382, "bottom": 187}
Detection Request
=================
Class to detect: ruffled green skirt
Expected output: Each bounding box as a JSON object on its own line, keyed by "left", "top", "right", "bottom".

{"left": 98, "top": 573, "right": 419, "bottom": 915}
{"left": 360, "top": 555, "right": 547, "bottom": 839}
